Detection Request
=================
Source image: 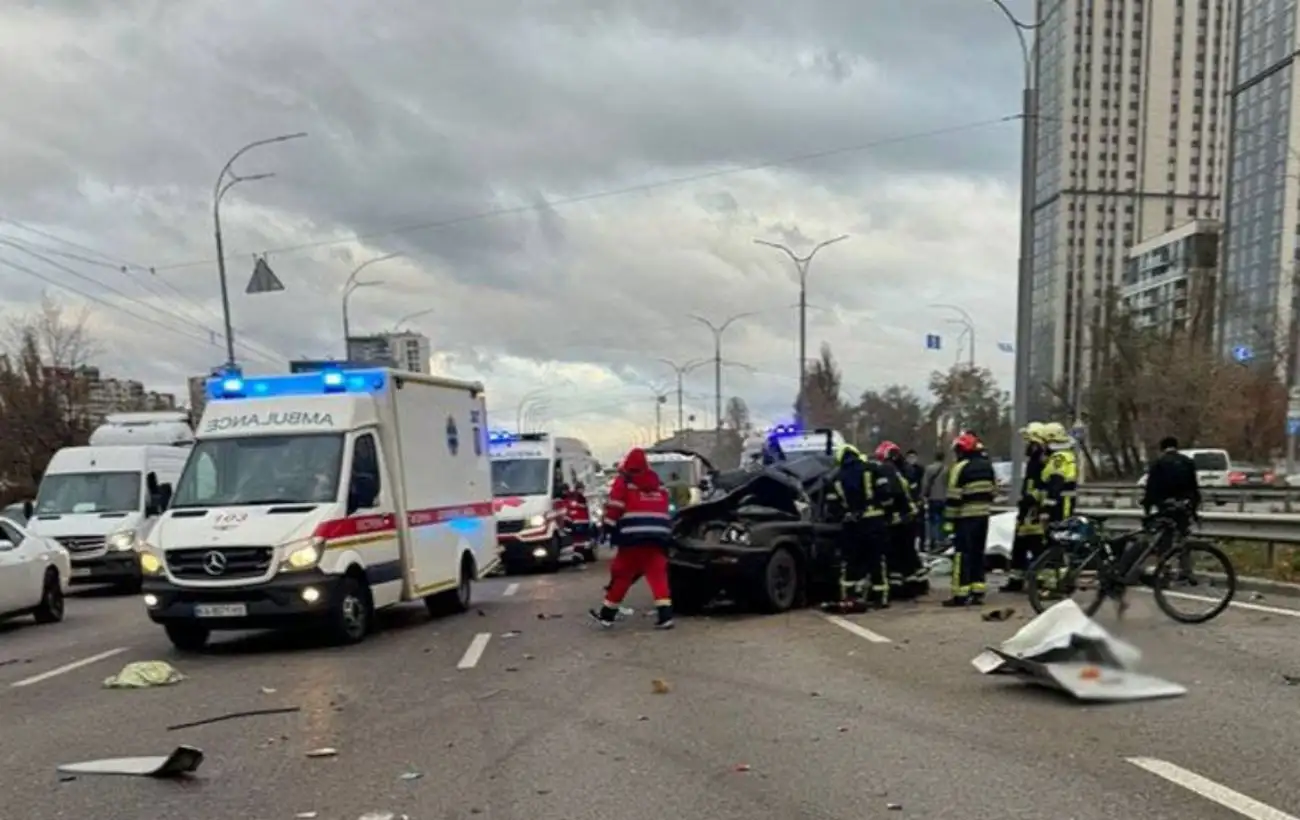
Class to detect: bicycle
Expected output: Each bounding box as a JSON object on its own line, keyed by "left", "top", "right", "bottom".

{"left": 1024, "top": 501, "right": 1237, "bottom": 624}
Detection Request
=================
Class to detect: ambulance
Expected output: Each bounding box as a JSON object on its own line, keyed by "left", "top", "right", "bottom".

{"left": 488, "top": 431, "right": 597, "bottom": 573}
{"left": 139, "top": 367, "right": 497, "bottom": 651}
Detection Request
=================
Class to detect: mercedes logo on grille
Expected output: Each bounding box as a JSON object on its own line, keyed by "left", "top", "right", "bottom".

{"left": 202, "top": 550, "right": 228, "bottom": 576}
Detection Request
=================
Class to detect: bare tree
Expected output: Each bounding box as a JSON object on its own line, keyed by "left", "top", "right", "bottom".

{"left": 853, "top": 385, "right": 930, "bottom": 452}
{"left": 723, "top": 396, "right": 751, "bottom": 434}
{"left": 796, "top": 343, "right": 851, "bottom": 430}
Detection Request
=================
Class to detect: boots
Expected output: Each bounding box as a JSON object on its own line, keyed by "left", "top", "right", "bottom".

{"left": 589, "top": 605, "right": 618, "bottom": 627}
{"left": 654, "top": 604, "right": 674, "bottom": 630}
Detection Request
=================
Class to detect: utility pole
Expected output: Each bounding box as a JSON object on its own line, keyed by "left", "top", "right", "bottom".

{"left": 657, "top": 357, "right": 710, "bottom": 434}
{"left": 212, "top": 132, "right": 307, "bottom": 366}
{"left": 691, "top": 313, "right": 754, "bottom": 448}
{"left": 754, "top": 235, "right": 848, "bottom": 423}
{"left": 986, "top": 0, "right": 1051, "bottom": 491}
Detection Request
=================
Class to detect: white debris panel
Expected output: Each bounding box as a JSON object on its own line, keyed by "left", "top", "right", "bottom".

{"left": 971, "top": 599, "right": 1187, "bottom": 702}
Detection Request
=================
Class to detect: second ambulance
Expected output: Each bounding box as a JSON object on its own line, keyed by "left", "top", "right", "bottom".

{"left": 488, "top": 431, "right": 597, "bottom": 573}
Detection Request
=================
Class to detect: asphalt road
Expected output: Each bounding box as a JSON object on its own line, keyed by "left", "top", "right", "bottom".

{"left": 3, "top": 561, "right": 1300, "bottom": 819}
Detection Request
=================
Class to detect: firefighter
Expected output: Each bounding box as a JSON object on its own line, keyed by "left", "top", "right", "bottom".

{"left": 1039, "top": 422, "right": 1078, "bottom": 526}
{"left": 874, "top": 441, "right": 927, "bottom": 599}
{"left": 825, "top": 443, "right": 890, "bottom": 610}
{"left": 942, "top": 431, "right": 996, "bottom": 607}
{"left": 589, "top": 447, "right": 675, "bottom": 629}
{"left": 1004, "top": 423, "right": 1048, "bottom": 593}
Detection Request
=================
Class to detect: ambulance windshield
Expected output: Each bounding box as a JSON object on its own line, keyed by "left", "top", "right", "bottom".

{"left": 171, "top": 433, "right": 345, "bottom": 508}
{"left": 491, "top": 458, "right": 551, "bottom": 497}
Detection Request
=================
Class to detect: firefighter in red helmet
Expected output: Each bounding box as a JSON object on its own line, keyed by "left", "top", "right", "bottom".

{"left": 943, "top": 431, "right": 996, "bottom": 607}
{"left": 872, "top": 441, "right": 926, "bottom": 599}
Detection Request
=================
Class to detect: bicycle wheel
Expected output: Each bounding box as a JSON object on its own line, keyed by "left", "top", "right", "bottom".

{"left": 1025, "top": 544, "right": 1106, "bottom": 616}
{"left": 1151, "top": 539, "right": 1236, "bottom": 624}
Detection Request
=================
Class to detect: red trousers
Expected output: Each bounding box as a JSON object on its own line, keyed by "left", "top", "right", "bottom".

{"left": 604, "top": 546, "right": 671, "bottom": 607}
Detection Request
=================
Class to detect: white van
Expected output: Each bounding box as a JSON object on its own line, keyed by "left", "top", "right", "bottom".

{"left": 488, "top": 432, "right": 597, "bottom": 573}
{"left": 28, "top": 413, "right": 192, "bottom": 592}
{"left": 140, "top": 367, "right": 497, "bottom": 651}
{"left": 646, "top": 451, "right": 710, "bottom": 508}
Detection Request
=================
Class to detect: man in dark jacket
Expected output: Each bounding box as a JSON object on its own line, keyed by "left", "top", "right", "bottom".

{"left": 1141, "top": 437, "right": 1201, "bottom": 515}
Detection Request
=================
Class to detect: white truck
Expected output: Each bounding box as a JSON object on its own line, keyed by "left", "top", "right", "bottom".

{"left": 140, "top": 368, "right": 497, "bottom": 651}
{"left": 488, "top": 431, "right": 597, "bottom": 573}
{"left": 27, "top": 412, "right": 192, "bottom": 593}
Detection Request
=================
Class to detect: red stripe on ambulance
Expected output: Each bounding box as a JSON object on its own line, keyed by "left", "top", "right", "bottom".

{"left": 312, "top": 502, "right": 495, "bottom": 540}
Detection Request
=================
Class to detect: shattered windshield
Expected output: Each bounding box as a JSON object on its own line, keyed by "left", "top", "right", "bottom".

{"left": 171, "top": 434, "right": 344, "bottom": 508}
{"left": 35, "top": 471, "right": 141, "bottom": 515}
{"left": 491, "top": 458, "right": 551, "bottom": 497}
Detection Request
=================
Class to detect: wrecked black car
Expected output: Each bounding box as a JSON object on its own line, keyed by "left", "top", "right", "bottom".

{"left": 668, "top": 453, "right": 844, "bottom": 614}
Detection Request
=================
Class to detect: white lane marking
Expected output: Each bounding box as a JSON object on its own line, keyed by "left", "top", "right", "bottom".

{"left": 11, "top": 647, "right": 128, "bottom": 688}
{"left": 457, "top": 633, "right": 492, "bottom": 669}
{"left": 1127, "top": 757, "right": 1299, "bottom": 820}
{"left": 822, "top": 614, "right": 891, "bottom": 643}
{"left": 503, "top": 583, "right": 519, "bottom": 597}
{"left": 1140, "top": 589, "right": 1300, "bottom": 618}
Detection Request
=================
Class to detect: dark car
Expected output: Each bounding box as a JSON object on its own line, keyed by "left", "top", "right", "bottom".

{"left": 1227, "top": 463, "right": 1279, "bottom": 489}
{"left": 668, "top": 453, "right": 844, "bottom": 614}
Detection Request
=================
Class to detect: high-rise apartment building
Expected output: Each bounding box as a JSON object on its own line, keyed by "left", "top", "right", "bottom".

{"left": 345, "top": 332, "right": 431, "bottom": 373}
{"left": 1220, "top": 0, "right": 1300, "bottom": 372}
{"left": 1028, "top": 0, "right": 1236, "bottom": 415}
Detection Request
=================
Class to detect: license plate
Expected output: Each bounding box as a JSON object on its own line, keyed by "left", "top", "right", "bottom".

{"left": 71, "top": 568, "right": 91, "bottom": 578}
{"left": 194, "top": 603, "right": 247, "bottom": 618}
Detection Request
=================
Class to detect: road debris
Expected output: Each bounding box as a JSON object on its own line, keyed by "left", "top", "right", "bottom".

{"left": 887, "top": 803, "right": 903, "bottom": 810}
{"left": 295, "top": 813, "right": 318, "bottom": 819}
{"left": 971, "top": 599, "right": 1186, "bottom": 702}
{"left": 57, "top": 745, "right": 204, "bottom": 778}
{"left": 398, "top": 771, "right": 422, "bottom": 781}
{"left": 651, "top": 678, "right": 670, "bottom": 694}
{"left": 982, "top": 607, "right": 1016, "bottom": 622}
{"left": 358, "top": 813, "right": 408, "bottom": 820}
{"left": 537, "top": 612, "right": 563, "bottom": 620}
{"left": 305, "top": 747, "right": 338, "bottom": 758}
{"left": 102, "top": 661, "right": 186, "bottom": 689}
{"left": 167, "top": 706, "right": 301, "bottom": 731}
{"left": 0, "top": 657, "right": 31, "bottom": 668}
{"left": 733, "top": 763, "right": 751, "bottom": 772}
{"left": 502, "top": 630, "right": 522, "bottom": 638}
{"left": 1282, "top": 673, "right": 1300, "bottom": 686}
{"left": 260, "top": 686, "right": 277, "bottom": 694}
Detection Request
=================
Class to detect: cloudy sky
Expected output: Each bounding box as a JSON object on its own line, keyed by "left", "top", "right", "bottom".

{"left": 0, "top": 0, "right": 1028, "bottom": 461}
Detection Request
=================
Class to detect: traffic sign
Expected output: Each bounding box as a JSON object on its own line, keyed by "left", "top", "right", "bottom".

{"left": 924, "top": 333, "right": 941, "bottom": 351}
{"left": 246, "top": 256, "right": 285, "bottom": 294}
{"left": 1233, "top": 344, "right": 1253, "bottom": 364}
{"left": 1288, "top": 416, "right": 1300, "bottom": 437}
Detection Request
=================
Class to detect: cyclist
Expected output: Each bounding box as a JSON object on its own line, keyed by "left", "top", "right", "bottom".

{"left": 1141, "top": 436, "right": 1201, "bottom": 516}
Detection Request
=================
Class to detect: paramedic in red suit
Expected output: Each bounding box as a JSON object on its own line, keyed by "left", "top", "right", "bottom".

{"left": 589, "top": 447, "right": 675, "bottom": 630}
{"left": 565, "top": 482, "right": 594, "bottom": 558}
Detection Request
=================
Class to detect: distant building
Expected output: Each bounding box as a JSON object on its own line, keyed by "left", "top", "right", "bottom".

{"left": 345, "top": 332, "right": 430, "bottom": 373}
{"left": 1121, "top": 219, "right": 1220, "bottom": 336}
{"left": 44, "top": 365, "right": 177, "bottom": 425}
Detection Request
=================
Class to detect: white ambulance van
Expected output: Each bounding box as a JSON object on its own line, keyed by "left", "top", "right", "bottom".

{"left": 28, "top": 412, "right": 192, "bottom": 593}
{"left": 140, "top": 367, "right": 497, "bottom": 651}
{"left": 488, "top": 431, "right": 597, "bottom": 573}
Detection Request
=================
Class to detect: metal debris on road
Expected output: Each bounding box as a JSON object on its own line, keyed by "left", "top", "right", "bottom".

{"left": 398, "top": 771, "right": 422, "bottom": 781}
{"left": 166, "top": 706, "right": 301, "bottom": 731}
{"left": 1282, "top": 674, "right": 1300, "bottom": 686}
{"left": 982, "top": 607, "right": 1016, "bottom": 622}
{"left": 887, "top": 803, "right": 903, "bottom": 810}
{"left": 733, "top": 763, "right": 751, "bottom": 772}
{"left": 102, "top": 661, "right": 186, "bottom": 689}
{"left": 260, "top": 686, "right": 277, "bottom": 694}
{"left": 651, "top": 678, "right": 670, "bottom": 694}
{"left": 305, "top": 747, "right": 338, "bottom": 758}
{"left": 295, "top": 813, "right": 318, "bottom": 818}
{"left": 971, "top": 599, "right": 1186, "bottom": 702}
{"left": 57, "top": 745, "right": 204, "bottom": 778}
{"left": 537, "top": 612, "right": 563, "bottom": 619}
{"left": 502, "top": 630, "right": 522, "bottom": 638}
{"left": 358, "top": 813, "right": 408, "bottom": 820}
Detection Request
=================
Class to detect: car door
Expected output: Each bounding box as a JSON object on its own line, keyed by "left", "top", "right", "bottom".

{"left": 0, "top": 521, "right": 34, "bottom": 613}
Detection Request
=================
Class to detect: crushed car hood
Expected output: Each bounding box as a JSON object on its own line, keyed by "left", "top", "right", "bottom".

{"left": 675, "top": 455, "right": 835, "bottom": 534}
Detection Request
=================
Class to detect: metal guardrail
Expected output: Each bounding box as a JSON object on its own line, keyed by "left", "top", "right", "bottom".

{"left": 990, "top": 506, "right": 1300, "bottom": 545}
{"left": 1068, "top": 484, "right": 1300, "bottom": 513}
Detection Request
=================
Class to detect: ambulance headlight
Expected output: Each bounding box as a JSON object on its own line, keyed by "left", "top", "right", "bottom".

{"left": 107, "top": 530, "right": 138, "bottom": 552}
{"left": 139, "top": 550, "right": 163, "bottom": 575}
{"left": 526, "top": 514, "right": 546, "bottom": 529}
{"left": 280, "top": 538, "right": 324, "bottom": 572}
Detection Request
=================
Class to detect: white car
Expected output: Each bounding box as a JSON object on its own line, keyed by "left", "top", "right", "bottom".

{"left": 0, "top": 516, "right": 71, "bottom": 625}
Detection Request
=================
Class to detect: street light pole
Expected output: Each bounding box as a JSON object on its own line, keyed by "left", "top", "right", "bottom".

{"left": 340, "top": 252, "right": 400, "bottom": 356}
{"left": 754, "top": 235, "right": 849, "bottom": 423}
{"left": 987, "top": 0, "right": 1053, "bottom": 489}
{"left": 657, "top": 357, "right": 711, "bottom": 434}
{"left": 391, "top": 308, "right": 435, "bottom": 332}
{"left": 212, "top": 132, "right": 307, "bottom": 367}
{"left": 691, "top": 313, "right": 754, "bottom": 447}
{"left": 931, "top": 303, "right": 978, "bottom": 367}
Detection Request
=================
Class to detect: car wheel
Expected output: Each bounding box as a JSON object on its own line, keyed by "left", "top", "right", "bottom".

{"left": 756, "top": 547, "right": 800, "bottom": 613}
{"left": 542, "top": 535, "right": 562, "bottom": 573}
{"left": 426, "top": 557, "right": 473, "bottom": 617}
{"left": 326, "top": 576, "right": 372, "bottom": 645}
{"left": 672, "top": 579, "right": 713, "bottom": 615}
{"left": 33, "top": 570, "right": 64, "bottom": 624}
{"left": 164, "top": 623, "right": 210, "bottom": 652}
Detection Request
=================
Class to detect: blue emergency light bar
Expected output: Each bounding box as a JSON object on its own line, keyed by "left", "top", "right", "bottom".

{"left": 769, "top": 423, "right": 802, "bottom": 438}
{"left": 488, "top": 430, "right": 548, "bottom": 445}
{"left": 206, "top": 367, "right": 388, "bottom": 401}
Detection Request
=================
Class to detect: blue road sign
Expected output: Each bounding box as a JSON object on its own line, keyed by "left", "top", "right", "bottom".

{"left": 1233, "top": 345, "right": 1253, "bottom": 364}
{"left": 1288, "top": 417, "right": 1300, "bottom": 437}
{"left": 925, "top": 333, "right": 941, "bottom": 351}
